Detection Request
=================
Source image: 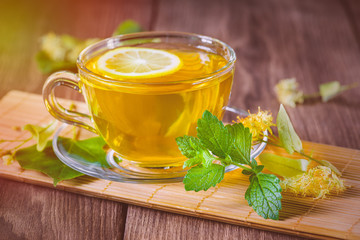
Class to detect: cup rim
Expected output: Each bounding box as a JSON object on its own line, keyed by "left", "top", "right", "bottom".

{"left": 77, "top": 31, "right": 236, "bottom": 86}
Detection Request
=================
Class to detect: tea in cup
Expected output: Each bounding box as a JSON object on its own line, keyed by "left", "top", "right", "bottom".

{"left": 43, "top": 32, "right": 236, "bottom": 172}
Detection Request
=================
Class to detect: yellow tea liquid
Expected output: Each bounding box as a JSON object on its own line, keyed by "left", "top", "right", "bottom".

{"left": 81, "top": 45, "right": 234, "bottom": 167}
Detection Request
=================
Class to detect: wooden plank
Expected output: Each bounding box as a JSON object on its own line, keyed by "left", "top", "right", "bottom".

{"left": 343, "top": 0, "right": 360, "bottom": 47}
{"left": 126, "top": 0, "right": 360, "bottom": 239}
{"left": 1, "top": 91, "right": 359, "bottom": 239}
{"left": 0, "top": 178, "right": 128, "bottom": 240}
{"left": 123, "top": 206, "right": 305, "bottom": 240}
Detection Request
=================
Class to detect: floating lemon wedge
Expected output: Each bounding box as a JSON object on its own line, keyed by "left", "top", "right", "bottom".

{"left": 96, "top": 47, "right": 182, "bottom": 79}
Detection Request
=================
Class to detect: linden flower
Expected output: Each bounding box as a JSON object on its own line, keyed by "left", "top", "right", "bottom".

{"left": 236, "top": 107, "right": 275, "bottom": 141}
{"left": 40, "top": 33, "right": 98, "bottom": 62}
{"left": 41, "top": 32, "right": 67, "bottom": 61}
{"left": 1, "top": 154, "right": 14, "bottom": 165}
{"left": 274, "top": 78, "right": 304, "bottom": 108}
{"left": 281, "top": 166, "right": 346, "bottom": 199}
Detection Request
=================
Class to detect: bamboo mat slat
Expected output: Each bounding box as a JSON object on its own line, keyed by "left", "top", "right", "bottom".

{"left": 0, "top": 90, "right": 359, "bottom": 240}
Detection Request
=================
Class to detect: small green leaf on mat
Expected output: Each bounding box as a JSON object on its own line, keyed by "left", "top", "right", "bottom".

{"left": 62, "top": 136, "right": 110, "bottom": 168}
{"left": 259, "top": 153, "right": 309, "bottom": 178}
{"left": 15, "top": 139, "right": 83, "bottom": 186}
{"left": 183, "top": 164, "right": 224, "bottom": 192}
{"left": 319, "top": 81, "right": 358, "bottom": 102}
{"left": 23, "top": 120, "right": 57, "bottom": 151}
{"left": 245, "top": 173, "right": 282, "bottom": 220}
{"left": 14, "top": 136, "right": 109, "bottom": 185}
{"left": 276, "top": 104, "right": 303, "bottom": 154}
{"left": 112, "top": 19, "right": 143, "bottom": 36}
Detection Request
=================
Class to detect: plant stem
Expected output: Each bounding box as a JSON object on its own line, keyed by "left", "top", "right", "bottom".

{"left": 296, "top": 150, "right": 323, "bottom": 165}
{"left": 231, "top": 162, "right": 253, "bottom": 172}
{"left": 303, "top": 92, "right": 321, "bottom": 99}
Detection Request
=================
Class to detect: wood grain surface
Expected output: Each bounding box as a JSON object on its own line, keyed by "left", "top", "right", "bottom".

{"left": 0, "top": 0, "right": 359, "bottom": 239}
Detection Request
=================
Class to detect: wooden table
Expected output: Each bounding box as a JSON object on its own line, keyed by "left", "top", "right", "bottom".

{"left": 0, "top": 0, "right": 359, "bottom": 239}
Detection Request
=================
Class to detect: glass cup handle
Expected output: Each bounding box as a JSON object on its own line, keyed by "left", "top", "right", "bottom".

{"left": 43, "top": 71, "right": 97, "bottom": 133}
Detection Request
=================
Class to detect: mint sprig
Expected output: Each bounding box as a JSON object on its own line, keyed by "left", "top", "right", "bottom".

{"left": 176, "top": 110, "right": 282, "bottom": 220}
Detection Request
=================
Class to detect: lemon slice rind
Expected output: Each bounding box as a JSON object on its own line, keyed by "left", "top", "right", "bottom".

{"left": 96, "top": 47, "right": 182, "bottom": 79}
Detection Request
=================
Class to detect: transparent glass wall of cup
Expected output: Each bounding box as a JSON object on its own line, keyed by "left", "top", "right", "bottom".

{"left": 43, "top": 32, "right": 236, "bottom": 169}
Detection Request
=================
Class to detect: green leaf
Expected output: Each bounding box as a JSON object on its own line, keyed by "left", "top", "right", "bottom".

{"left": 250, "top": 158, "right": 258, "bottom": 168}
{"left": 23, "top": 121, "right": 57, "bottom": 151}
{"left": 319, "top": 81, "right": 358, "bottom": 102}
{"left": 183, "top": 157, "right": 202, "bottom": 168}
{"left": 226, "top": 123, "right": 252, "bottom": 164}
{"left": 62, "top": 137, "right": 110, "bottom": 168}
{"left": 197, "top": 110, "right": 233, "bottom": 158}
{"left": 254, "top": 165, "right": 265, "bottom": 174}
{"left": 176, "top": 135, "right": 214, "bottom": 168}
{"left": 276, "top": 104, "right": 303, "bottom": 154}
{"left": 35, "top": 51, "right": 76, "bottom": 74}
{"left": 15, "top": 139, "right": 84, "bottom": 186}
{"left": 245, "top": 173, "right": 282, "bottom": 220}
{"left": 176, "top": 135, "right": 203, "bottom": 159}
{"left": 319, "top": 81, "right": 341, "bottom": 102}
{"left": 183, "top": 164, "right": 225, "bottom": 192}
{"left": 112, "top": 20, "right": 143, "bottom": 36}
{"left": 14, "top": 136, "right": 109, "bottom": 185}
{"left": 242, "top": 169, "right": 253, "bottom": 175}
{"left": 259, "top": 153, "right": 309, "bottom": 178}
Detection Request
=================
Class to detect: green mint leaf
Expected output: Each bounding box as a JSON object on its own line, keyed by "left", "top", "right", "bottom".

{"left": 242, "top": 169, "right": 253, "bottom": 175}
{"left": 197, "top": 110, "right": 233, "bottom": 158}
{"left": 226, "top": 123, "right": 252, "bottom": 165}
{"left": 15, "top": 139, "right": 84, "bottom": 186}
{"left": 176, "top": 135, "right": 215, "bottom": 168}
{"left": 250, "top": 158, "right": 258, "bottom": 168}
{"left": 183, "top": 157, "right": 202, "bottom": 168}
{"left": 245, "top": 173, "right": 282, "bottom": 220}
{"left": 112, "top": 19, "right": 143, "bottom": 36}
{"left": 200, "top": 149, "right": 216, "bottom": 168}
{"left": 259, "top": 153, "right": 309, "bottom": 178}
{"left": 176, "top": 135, "right": 203, "bottom": 158}
{"left": 319, "top": 81, "right": 358, "bottom": 102}
{"left": 23, "top": 120, "right": 57, "bottom": 151}
{"left": 183, "top": 164, "right": 225, "bottom": 192}
{"left": 276, "top": 104, "right": 303, "bottom": 154}
{"left": 254, "top": 165, "right": 265, "bottom": 174}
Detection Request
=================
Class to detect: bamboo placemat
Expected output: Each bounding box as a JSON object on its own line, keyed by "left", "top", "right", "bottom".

{"left": 0, "top": 91, "right": 359, "bottom": 239}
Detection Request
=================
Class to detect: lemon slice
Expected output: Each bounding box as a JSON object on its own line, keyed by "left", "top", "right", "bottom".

{"left": 97, "top": 47, "right": 182, "bottom": 79}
